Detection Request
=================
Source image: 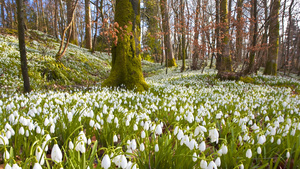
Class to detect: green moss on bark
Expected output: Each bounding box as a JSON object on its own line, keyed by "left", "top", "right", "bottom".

{"left": 102, "top": 0, "right": 148, "bottom": 92}
{"left": 167, "top": 58, "right": 177, "bottom": 67}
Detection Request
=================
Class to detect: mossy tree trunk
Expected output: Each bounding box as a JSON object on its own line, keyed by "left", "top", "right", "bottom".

{"left": 217, "top": 0, "right": 232, "bottom": 73}
{"left": 85, "top": 0, "right": 92, "bottom": 50}
{"left": 102, "top": 0, "right": 148, "bottom": 91}
{"left": 264, "top": 0, "right": 280, "bottom": 75}
{"left": 160, "top": 0, "right": 176, "bottom": 67}
{"left": 17, "top": 0, "right": 31, "bottom": 93}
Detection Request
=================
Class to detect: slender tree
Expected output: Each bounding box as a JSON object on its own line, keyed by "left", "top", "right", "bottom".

{"left": 67, "top": 0, "right": 78, "bottom": 45}
{"left": 235, "top": 0, "right": 243, "bottom": 62}
{"left": 17, "top": 0, "right": 31, "bottom": 93}
{"left": 1, "top": 0, "right": 5, "bottom": 27}
{"left": 180, "top": 0, "right": 186, "bottom": 71}
{"left": 264, "top": 0, "right": 280, "bottom": 75}
{"left": 85, "top": 0, "right": 92, "bottom": 49}
{"left": 102, "top": 0, "right": 148, "bottom": 91}
{"left": 245, "top": 0, "right": 257, "bottom": 74}
{"left": 160, "top": 0, "right": 176, "bottom": 67}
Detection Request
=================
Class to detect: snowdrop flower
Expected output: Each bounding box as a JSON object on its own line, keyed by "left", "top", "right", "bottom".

{"left": 19, "top": 127, "right": 25, "bottom": 135}
{"left": 36, "top": 126, "right": 41, "bottom": 134}
{"left": 277, "top": 138, "right": 281, "bottom": 145}
{"left": 155, "top": 144, "right": 159, "bottom": 152}
{"left": 89, "top": 120, "right": 95, "bottom": 127}
{"left": 3, "top": 150, "right": 10, "bottom": 160}
{"left": 287, "top": 151, "right": 290, "bottom": 159}
{"left": 141, "top": 131, "right": 146, "bottom": 138}
{"left": 192, "top": 152, "right": 198, "bottom": 162}
{"left": 246, "top": 149, "right": 252, "bottom": 158}
{"left": 208, "top": 161, "right": 217, "bottom": 169}
{"left": 75, "top": 141, "right": 86, "bottom": 153}
{"left": 130, "top": 139, "right": 137, "bottom": 150}
{"left": 215, "top": 157, "right": 221, "bottom": 167}
{"left": 240, "top": 164, "right": 244, "bottom": 169}
{"left": 32, "top": 163, "right": 42, "bottom": 169}
{"left": 140, "top": 143, "right": 145, "bottom": 151}
{"left": 155, "top": 124, "right": 162, "bottom": 135}
{"left": 257, "top": 147, "right": 262, "bottom": 154}
{"left": 78, "top": 131, "right": 87, "bottom": 143}
{"left": 199, "top": 141, "right": 206, "bottom": 152}
{"left": 50, "top": 124, "right": 55, "bottom": 133}
{"left": 257, "top": 135, "right": 266, "bottom": 145}
{"left": 5, "top": 164, "right": 12, "bottom": 169}
{"left": 113, "top": 135, "right": 118, "bottom": 142}
{"left": 35, "top": 146, "right": 45, "bottom": 165}
{"left": 200, "top": 160, "right": 208, "bottom": 169}
{"left": 177, "top": 129, "right": 184, "bottom": 140}
{"left": 12, "top": 164, "right": 21, "bottom": 169}
{"left": 69, "top": 141, "right": 74, "bottom": 150}
{"left": 209, "top": 128, "right": 219, "bottom": 143}
{"left": 133, "top": 124, "right": 138, "bottom": 131}
{"left": 221, "top": 144, "right": 228, "bottom": 154}
{"left": 51, "top": 144, "right": 63, "bottom": 163}
{"left": 101, "top": 154, "right": 111, "bottom": 169}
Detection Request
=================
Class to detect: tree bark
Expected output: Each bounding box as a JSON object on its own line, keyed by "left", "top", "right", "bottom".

{"left": 160, "top": 0, "right": 176, "bottom": 67}
{"left": 180, "top": 0, "right": 185, "bottom": 71}
{"left": 56, "top": 0, "right": 78, "bottom": 61}
{"left": 192, "top": 0, "right": 200, "bottom": 70}
{"left": 236, "top": 0, "right": 243, "bottom": 63}
{"left": 218, "top": 0, "right": 232, "bottom": 73}
{"left": 102, "top": 0, "right": 148, "bottom": 91}
{"left": 264, "top": 0, "right": 280, "bottom": 75}
{"left": 1, "top": 0, "right": 5, "bottom": 27}
{"left": 245, "top": 0, "right": 257, "bottom": 74}
{"left": 215, "top": 0, "right": 221, "bottom": 69}
{"left": 85, "top": 0, "right": 92, "bottom": 50}
{"left": 54, "top": 0, "right": 59, "bottom": 39}
{"left": 67, "top": 0, "right": 78, "bottom": 45}
{"left": 17, "top": 0, "right": 31, "bottom": 93}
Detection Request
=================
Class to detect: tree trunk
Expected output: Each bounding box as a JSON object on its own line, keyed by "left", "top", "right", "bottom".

{"left": 54, "top": 0, "right": 59, "bottom": 39}
{"left": 245, "top": 0, "right": 257, "bottom": 74}
{"left": 218, "top": 0, "right": 232, "bottom": 73}
{"left": 236, "top": 0, "right": 243, "bottom": 63}
{"left": 192, "top": 0, "right": 200, "bottom": 70}
{"left": 160, "top": 0, "right": 176, "bottom": 67}
{"left": 17, "top": 0, "right": 31, "bottom": 93}
{"left": 264, "top": 0, "right": 280, "bottom": 75}
{"left": 1, "top": 0, "right": 5, "bottom": 27}
{"left": 286, "top": 0, "right": 294, "bottom": 74}
{"left": 85, "top": 0, "right": 92, "bottom": 50}
{"left": 92, "top": 0, "right": 100, "bottom": 53}
{"left": 67, "top": 0, "right": 78, "bottom": 45}
{"left": 56, "top": 0, "right": 78, "bottom": 60}
{"left": 102, "top": 0, "right": 148, "bottom": 91}
{"left": 215, "top": 0, "right": 221, "bottom": 69}
{"left": 180, "top": 0, "right": 185, "bottom": 71}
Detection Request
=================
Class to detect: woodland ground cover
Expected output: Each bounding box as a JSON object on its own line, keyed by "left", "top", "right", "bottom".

{"left": 1, "top": 31, "right": 300, "bottom": 168}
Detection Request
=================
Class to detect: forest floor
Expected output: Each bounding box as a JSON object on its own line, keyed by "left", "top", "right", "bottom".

{"left": 1, "top": 29, "right": 300, "bottom": 168}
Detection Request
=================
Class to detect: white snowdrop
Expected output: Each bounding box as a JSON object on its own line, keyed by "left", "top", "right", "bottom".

{"left": 51, "top": 144, "right": 63, "bottom": 163}
{"left": 155, "top": 124, "right": 162, "bottom": 135}
{"left": 215, "top": 157, "right": 221, "bottom": 167}
{"left": 113, "top": 135, "right": 118, "bottom": 143}
{"left": 209, "top": 128, "right": 219, "bottom": 143}
{"left": 246, "top": 149, "right": 252, "bottom": 158}
{"left": 69, "top": 141, "right": 74, "bottom": 150}
{"left": 200, "top": 160, "right": 208, "bottom": 169}
{"left": 199, "top": 141, "right": 206, "bottom": 152}
{"left": 141, "top": 131, "right": 146, "bottom": 138}
{"left": 287, "top": 151, "right": 290, "bottom": 159}
{"left": 140, "top": 143, "right": 145, "bottom": 151}
{"left": 101, "top": 154, "right": 111, "bottom": 169}
{"left": 257, "top": 146, "right": 262, "bottom": 154}
{"left": 36, "top": 146, "right": 45, "bottom": 165}
{"left": 155, "top": 144, "right": 159, "bottom": 152}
